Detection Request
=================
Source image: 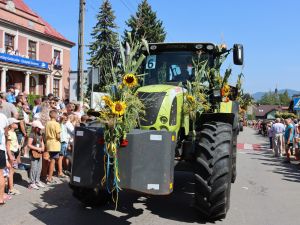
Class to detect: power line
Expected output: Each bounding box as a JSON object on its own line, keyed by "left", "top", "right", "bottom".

{"left": 119, "top": 0, "right": 134, "bottom": 13}
{"left": 126, "top": 0, "right": 137, "bottom": 11}
{"left": 88, "top": 0, "right": 99, "bottom": 12}
{"left": 85, "top": 0, "right": 97, "bottom": 13}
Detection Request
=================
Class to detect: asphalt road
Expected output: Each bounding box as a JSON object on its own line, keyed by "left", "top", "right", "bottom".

{"left": 1, "top": 127, "right": 300, "bottom": 225}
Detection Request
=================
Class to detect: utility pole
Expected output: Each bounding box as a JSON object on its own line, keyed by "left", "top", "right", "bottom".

{"left": 77, "top": 0, "right": 85, "bottom": 101}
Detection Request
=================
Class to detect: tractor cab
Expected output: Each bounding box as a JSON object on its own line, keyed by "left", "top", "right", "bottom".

{"left": 143, "top": 43, "right": 243, "bottom": 86}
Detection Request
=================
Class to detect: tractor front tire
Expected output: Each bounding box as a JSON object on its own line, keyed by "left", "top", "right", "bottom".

{"left": 231, "top": 129, "right": 238, "bottom": 183}
{"left": 194, "top": 122, "right": 233, "bottom": 220}
{"left": 71, "top": 185, "right": 110, "bottom": 207}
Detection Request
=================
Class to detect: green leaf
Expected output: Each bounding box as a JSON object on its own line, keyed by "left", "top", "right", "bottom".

{"left": 132, "top": 54, "right": 146, "bottom": 73}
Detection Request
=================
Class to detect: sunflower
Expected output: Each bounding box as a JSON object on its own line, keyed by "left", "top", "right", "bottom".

{"left": 111, "top": 101, "right": 127, "bottom": 116}
{"left": 123, "top": 73, "right": 138, "bottom": 88}
{"left": 102, "top": 95, "right": 113, "bottom": 107}
{"left": 186, "top": 95, "right": 195, "bottom": 103}
{"left": 221, "top": 84, "right": 230, "bottom": 97}
{"left": 220, "top": 44, "right": 227, "bottom": 50}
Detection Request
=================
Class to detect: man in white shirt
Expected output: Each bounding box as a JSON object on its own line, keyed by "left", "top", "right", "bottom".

{"left": 0, "top": 113, "right": 9, "bottom": 204}
{"left": 272, "top": 118, "right": 285, "bottom": 157}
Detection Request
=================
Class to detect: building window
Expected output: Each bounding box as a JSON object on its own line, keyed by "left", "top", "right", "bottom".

{"left": 5, "top": 33, "right": 14, "bottom": 53}
{"left": 53, "top": 79, "right": 60, "bottom": 97}
{"left": 29, "top": 77, "right": 36, "bottom": 94}
{"left": 28, "top": 41, "right": 37, "bottom": 60}
{"left": 53, "top": 50, "right": 62, "bottom": 70}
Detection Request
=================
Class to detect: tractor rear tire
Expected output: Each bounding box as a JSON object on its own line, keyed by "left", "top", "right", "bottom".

{"left": 71, "top": 185, "right": 111, "bottom": 207}
{"left": 194, "top": 122, "right": 233, "bottom": 220}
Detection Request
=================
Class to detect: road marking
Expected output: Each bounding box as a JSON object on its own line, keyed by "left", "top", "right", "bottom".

{"left": 244, "top": 143, "right": 253, "bottom": 150}
{"left": 237, "top": 143, "right": 269, "bottom": 151}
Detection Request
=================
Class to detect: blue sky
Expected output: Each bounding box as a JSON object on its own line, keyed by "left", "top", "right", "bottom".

{"left": 24, "top": 0, "right": 300, "bottom": 94}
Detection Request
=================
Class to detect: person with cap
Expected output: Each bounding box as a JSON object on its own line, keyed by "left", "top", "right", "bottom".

{"left": 0, "top": 113, "right": 10, "bottom": 205}
{"left": 6, "top": 118, "right": 21, "bottom": 195}
{"left": 28, "top": 120, "right": 45, "bottom": 190}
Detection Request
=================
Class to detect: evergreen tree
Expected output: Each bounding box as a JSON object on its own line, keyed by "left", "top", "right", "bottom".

{"left": 258, "top": 90, "right": 291, "bottom": 106}
{"left": 124, "top": 0, "right": 166, "bottom": 44}
{"left": 88, "top": 0, "right": 119, "bottom": 90}
{"left": 259, "top": 91, "right": 277, "bottom": 105}
{"left": 279, "top": 90, "right": 291, "bottom": 106}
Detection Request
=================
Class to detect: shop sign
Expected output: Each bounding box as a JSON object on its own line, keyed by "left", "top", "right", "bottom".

{"left": 0, "top": 53, "right": 48, "bottom": 69}
{"left": 294, "top": 98, "right": 300, "bottom": 111}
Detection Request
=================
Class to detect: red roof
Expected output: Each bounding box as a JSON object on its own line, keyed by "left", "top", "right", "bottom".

{"left": 0, "top": 0, "right": 75, "bottom": 46}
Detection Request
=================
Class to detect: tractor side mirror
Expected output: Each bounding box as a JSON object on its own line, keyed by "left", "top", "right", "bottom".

{"left": 233, "top": 44, "right": 244, "bottom": 65}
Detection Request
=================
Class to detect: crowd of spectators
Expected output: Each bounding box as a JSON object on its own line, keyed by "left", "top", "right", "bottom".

{"left": 250, "top": 118, "right": 300, "bottom": 163}
{"left": 0, "top": 86, "right": 91, "bottom": 205}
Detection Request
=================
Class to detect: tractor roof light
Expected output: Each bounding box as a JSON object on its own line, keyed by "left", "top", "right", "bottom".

{"left": 195, "top": 44, "right": 203, "bottom": 49}
{"left": 206, "top": 44, "right": 214, "bottom": 50}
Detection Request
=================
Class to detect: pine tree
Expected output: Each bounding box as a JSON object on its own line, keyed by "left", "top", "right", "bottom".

{"left": 88, "top": 0, "right": 118, "bottom": 90}
{"left": 124, "top": 0, "right": 166, "bottom": 44}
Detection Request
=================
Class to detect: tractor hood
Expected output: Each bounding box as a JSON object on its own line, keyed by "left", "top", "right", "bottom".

{"left": 137, "top": 84, "right": 186, "bottom": 128}
{"left": 137, "top": 84, "right": 185, "bottom": 95}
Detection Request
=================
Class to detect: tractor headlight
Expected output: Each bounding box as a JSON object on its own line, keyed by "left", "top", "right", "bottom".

{"left": 160, "top": 116, "right": 168, "bottom": 124}
{"left": 150, "top": 45, "right": 157, "bottom": 50}
{"left": 160, "top": 126, "right": 169, "bottom": 131}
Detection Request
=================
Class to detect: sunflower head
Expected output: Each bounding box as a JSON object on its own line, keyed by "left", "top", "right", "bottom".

{"left": 221, "top": 84, "right": 230, "bottom": 97}
{"left": 186, "top": 95, "right": 195, "bottom": 103}
{"left": 111, "top": 101, "right": 127, "bottom": 116}
{"left": 102, "top": 95, "right": 113, "bottom": 107}
{"left": 123, "top": 73, "right": 138, "bottom": 88}
{"left": 220, "top": 44, "right": 227, "bottom": 50}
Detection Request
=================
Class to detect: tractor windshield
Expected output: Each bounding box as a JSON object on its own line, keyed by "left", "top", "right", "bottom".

{"left": 144, "top": 51, "right": 211, "bottom": 85}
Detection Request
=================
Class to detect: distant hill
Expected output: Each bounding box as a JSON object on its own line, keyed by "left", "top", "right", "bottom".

{"left": 252, "top": 89, "right": 300, "bottom": 101}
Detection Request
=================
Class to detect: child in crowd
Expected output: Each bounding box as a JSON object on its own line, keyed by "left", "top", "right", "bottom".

{"left": 6, "top": 118, "right": 21, "bottom": 195}
{"left": 58, "top": 113, "right": 68, "bottom": 178}
{"left": 28, "top": 120, "right": 45, "bottom": 190}
{"left": 45, "top": 110, "right": 61, "bottom": 184}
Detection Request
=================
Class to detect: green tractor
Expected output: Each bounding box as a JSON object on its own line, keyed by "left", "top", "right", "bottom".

{"left": 70, "top": 42, "right": 244, "bottom": 220}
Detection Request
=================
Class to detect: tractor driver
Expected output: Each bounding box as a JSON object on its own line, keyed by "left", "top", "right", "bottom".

{"left": 169, "top": 64, "right": 193, "bottom": 82}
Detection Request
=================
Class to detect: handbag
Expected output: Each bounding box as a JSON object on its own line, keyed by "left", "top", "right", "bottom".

{"left": 31, "top": 133, "right": 42, "bottom": 159}
{"left": 32, "top": 150, "right": 42, "bottom": 159}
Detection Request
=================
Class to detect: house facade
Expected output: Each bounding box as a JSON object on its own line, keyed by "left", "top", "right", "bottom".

{"left": 0, "top": 0, "right": 75, "bottom": 98}
{"left": 254, "top": 105, "right": 288, "bottom": 120}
